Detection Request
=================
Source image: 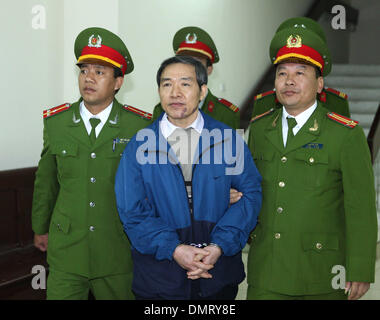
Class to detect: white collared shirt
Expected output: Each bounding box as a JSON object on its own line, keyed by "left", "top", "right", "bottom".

{"left": 282, "top": 100, "right": 317, "bottom": 146}
{"left": 160, "top": 111, "right": 204, "bottom": 140}
{"left": 80, "top": 101, "right": 113, "bottom": 138}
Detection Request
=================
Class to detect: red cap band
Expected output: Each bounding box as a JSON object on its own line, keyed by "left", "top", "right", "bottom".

{"left": 274, "top": 44, "right": 324, "bottom": 72}
{"left": 79, "top": 45, "right": 128, "bottom": 75}
{"left": 177, "top": 41, "right": 215, "bottom": 63}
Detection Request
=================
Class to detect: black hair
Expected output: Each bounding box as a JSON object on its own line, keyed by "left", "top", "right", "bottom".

{"left": 314, "top": 66, "right": 322, "bottom": 78}
{"left": 156, "top": 55, "right": 208, "bottom": 89}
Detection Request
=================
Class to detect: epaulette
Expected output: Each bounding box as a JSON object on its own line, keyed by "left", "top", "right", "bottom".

{"left": 250, "top": 108, "right": 275, "bottom": 123}
{"left": 43, "top": 103, "right": 71, "bottom": 119}
{"left": 325, "top": 87, "right": 348, "bottom": 100}
{"left": 123, "top": 105, "right": 152, "bottom": 120}
{"left": 218, "top": 98, "right": 239, "bottom": 113}
{"left": 254, "top": 90, "right": 275, "bottom": 101}
{"left": 326, "top": 112, "right": 358, "bottom": 128}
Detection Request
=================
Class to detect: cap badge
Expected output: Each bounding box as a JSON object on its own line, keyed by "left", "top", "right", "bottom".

{"left": 286, "top": 35, "right": 302, "bottom": 48}
{"left": 185, "top": 33, "right": 197, "bottom": 44}
{"left": 88, "top": 34, "right": 102, "bottom": 48}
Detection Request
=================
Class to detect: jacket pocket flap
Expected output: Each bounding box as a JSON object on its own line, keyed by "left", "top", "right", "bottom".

{"left": 295, "top": 151, "right": 328, "bottom": 165}
{"left": 51, "top": 143, "right": 78, "bottom": 157}
{"left": 253, "top": 150, "right": 274, "bottom": 161}
{"left": 302, "top": 233, "right": 339, "bottom": 252}
{"left": 51, "top": 212, "right": 71, "bottom": 234}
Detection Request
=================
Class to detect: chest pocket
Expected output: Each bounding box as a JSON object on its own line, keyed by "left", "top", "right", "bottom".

{"left": 51, "top": 143, "right": 79, "bottom": 178}
{"left": 294, "top": 150, "right": 329, "bottom": 188}
{"left": 252, "top": 150, "right": 275, "bottom": 183}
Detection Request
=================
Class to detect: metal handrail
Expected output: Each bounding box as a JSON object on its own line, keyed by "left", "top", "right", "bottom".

{"left": 368, "top": 104, "right": 380, "bottom": 163}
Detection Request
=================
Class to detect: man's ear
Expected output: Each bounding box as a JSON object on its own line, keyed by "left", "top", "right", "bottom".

{"left": 207, "top": 65, "right": 213, "bottom": 76}
{"left": 200, "top": 84, "right": 208, "bottom": 101}
{"left": 115, "top": 76, "right": 124, "bottom": 91}
{"left": 317, "top": 76, "right": 324, "bottom": 94}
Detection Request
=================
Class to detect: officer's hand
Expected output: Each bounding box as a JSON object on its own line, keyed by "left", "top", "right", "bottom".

{"left": 34, "top": 233, "right": 48, "bottom": 252}
{"left": 229, "top": 188, "right": 243, "bottom": 205}
{"left": 346, "top": 281, "right": 370, "bottom": 300}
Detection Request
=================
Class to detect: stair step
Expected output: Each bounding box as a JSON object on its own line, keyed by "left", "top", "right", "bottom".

{"left": 349, "top": 101, "right": 379, "bottom": 114}
{"left": 333, "top": 88, "right": 380, "bottom": 101}
{"left": 350, "top": 113, "right": 376, "bottom": 128}
{"left": 332, "top": 64, "right": 380, "bottom": 76}
{"left": 325, "top": 76, "right": 380, "bottom": 89}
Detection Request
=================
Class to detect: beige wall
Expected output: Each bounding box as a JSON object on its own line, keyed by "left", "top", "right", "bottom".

{"left": 0, "top": 0, "right": 313, "bottom": 170}
{"left": 349, "top": 0, "right": 380, "bottom": 64}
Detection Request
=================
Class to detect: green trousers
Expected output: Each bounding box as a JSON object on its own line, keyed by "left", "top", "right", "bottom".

{"left": 247, "top": 285, "right": 347, "bottom": 300}
{"left": 47, "top": 268, "right": 134, "bottom": 300}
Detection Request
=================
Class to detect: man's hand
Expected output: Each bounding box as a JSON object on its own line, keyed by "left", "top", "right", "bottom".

{"left": 230, "top": 188, "right": 242, "bottom": 205}
{"left": 173, "top": 244, "right": 214, "bottom": 279}
{"left": 187, "top": 245, "right": 222, "bottom": 280}
{"left": 345, "top": 281, "right": 370, "bottom": 300}
{"left": 34, "top": 233, "right": 48, "bottom": 252}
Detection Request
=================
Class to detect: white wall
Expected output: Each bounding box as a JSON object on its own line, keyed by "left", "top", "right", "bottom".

{"left": 0, "top": 0, "right": 313, "bottom": 171}
{"left": 0, "top": 0, "right": 63, "bottom": 171}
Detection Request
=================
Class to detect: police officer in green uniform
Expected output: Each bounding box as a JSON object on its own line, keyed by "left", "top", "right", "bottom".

{"left": 152, "top": 26, "right": 240, "bottom": 129}
{"left": 32, "top": 27, "right": 152, "bottom": 299}
{"left": 246, "top": 18, "right": 377, "bottom": 300}
{"left": 251, "top": 17, "right": 350, "bottom": 119}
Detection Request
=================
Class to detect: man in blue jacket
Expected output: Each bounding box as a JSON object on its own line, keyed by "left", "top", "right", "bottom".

{"left": 115, "top": 56, "right": 262, "bottom": 300}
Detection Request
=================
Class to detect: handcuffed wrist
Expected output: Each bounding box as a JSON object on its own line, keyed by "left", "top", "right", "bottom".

{"left": 208, "top": 242, "right": 223, "bottom": 254}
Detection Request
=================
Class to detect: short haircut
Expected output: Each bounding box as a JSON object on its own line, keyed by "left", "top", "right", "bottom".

{"left": 156, "top": 55, "right": 208, "bottom": 89}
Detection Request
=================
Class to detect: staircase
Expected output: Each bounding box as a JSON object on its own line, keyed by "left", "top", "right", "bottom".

{"left": 324, "top": 64, "right": 380, "bottom": 137}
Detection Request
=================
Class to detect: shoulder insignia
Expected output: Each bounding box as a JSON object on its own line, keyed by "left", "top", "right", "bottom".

{"left": 250, "top": 108, "right": 275, "bottom": 123}
{"left": 207, "top": 101, "right": 215, "bottom": 113}
{"left": 326, "top": 112, "right": 358, "bottom": 128}
{"left": 123, "top": 105, "right": 152, "bottom": 120}
{"left": 218, "top": 98, "right": 239, "bottom": 113}
{"left": 325, "top": 87, "right": 348, "bottom": 100}
{"left": 254, "top": 90, "right": 275, "bottom": 101}
{"left": 43, "top": 103, "right": 71, "bottom": 119}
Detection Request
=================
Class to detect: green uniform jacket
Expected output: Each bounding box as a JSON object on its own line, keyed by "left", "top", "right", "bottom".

{"left": 251, "top": 88, "right": 350, "bottom": 119}
{"left": 32, "top": 98, "right": 151, "bottom": 278}
{"left": 152, "top": 89, "right": 240, "bottom": 129}
{"left": 247, "top": 103, "right": 377, "bottom": 295}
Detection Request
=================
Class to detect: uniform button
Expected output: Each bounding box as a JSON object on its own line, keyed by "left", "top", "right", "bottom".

{"left": 281, "top": 156, "right": 287, "bottom": 163}
{"left": 62, "top": 150, "right": 67, "bottom": 155}
{"left": 89, "top": 202, "right": 95, "bottom": 208}
{"left": 316, "top": 243, "right": 323, "bottom": 250}
{"left": 89, "top": 226, "right": 95, "bottom": 232}
{"left": 277, "top": 207, "right": 283, "bottom": 214}
{"left": 91, "top": 152, "right": 96, "bottom": 159}
{"left": 279, "top": 181, "right": 285, "bottom": 188}
{"left": 274, "top": 233, "right": 281, "bottom": 239}
{"left": 90, "top": 177, "right": 96, "bottom": 183}
{"left": 309, "top": 157, "right": 315, "bottom": 164}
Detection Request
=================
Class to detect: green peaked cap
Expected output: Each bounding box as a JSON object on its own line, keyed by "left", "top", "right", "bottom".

{"left": 173, "top": 26, "right": 219, "bottom": 64}
{"left": 74, "top": 27, "right": 134, "bottom": 75}
{"left": 269, "top": 17, "right": 331, "bottom": 76}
